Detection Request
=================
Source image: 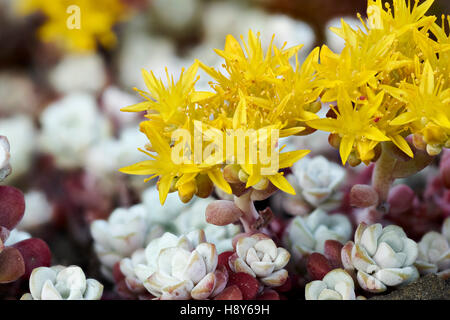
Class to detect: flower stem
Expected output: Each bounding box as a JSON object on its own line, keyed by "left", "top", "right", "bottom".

{"left": 371, "top": 143, "right": 395, "bottom": 211}
{"left": 234, "top": 191, "right": 259, "bottom": 233}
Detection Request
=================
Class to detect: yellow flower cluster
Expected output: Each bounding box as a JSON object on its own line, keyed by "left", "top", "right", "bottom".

{"left": 120, "top": 31, "right": 320, "bottom": 203}
{"left": 309, "top": 0, "right": 450, "bottom": 164}
{"left": 121, "top": 0, "right": 450, "bottom": 203}
{"left": 16, "top": 0, "right": 129, "bottom": 52}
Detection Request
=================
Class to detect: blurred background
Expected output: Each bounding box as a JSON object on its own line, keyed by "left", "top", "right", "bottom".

{"left": 0, "top": 0, "right": 449, "bottom": 298}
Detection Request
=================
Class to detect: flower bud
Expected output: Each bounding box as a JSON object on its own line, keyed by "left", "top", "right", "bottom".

{"left": 195, "top": 174, "right": 214, "bottom": 198}
{"left": 328, "top": 133, "right": 341, "bottom": 149}
{"left": 412, "top": 134, "right": 426, "bottom": 150}
{"left": 350, "top": 184, "right": 379, "bottom": 208}
{"left": 223, "top": 164, "right": 241, "bottom": 183}
{"left": 205, "top": 200, "right": 243, "bottom": 226}
{"left": 387, "top": 184, "right": 415, "bottom": 215}
{"left": 305, "top": 101, "right": 322, "bottom": 113}
{"left": 347, "top": 152, "right": 361, "bottom": 167}
{"left": 177, "top": 180, "right": 196, "bottom": 203}
{"left": 238, "top": 169, "right": 249, "bottom": 183}
{"left": 252, "top": 178, "right": 269, "bottom": 191}
{"left": 426, "top": 143, "right": 442, "bottom": 156}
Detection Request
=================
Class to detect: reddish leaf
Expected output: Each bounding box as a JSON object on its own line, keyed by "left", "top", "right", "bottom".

{"left": 324, "top": 240, "right": 344, "bottom": 269}
{"left": 13, "top": 238, "right": 51, "bottom": 278}
{"left": 217, "top": 251, "right": 234, "bottom": 273}
{"left": 0, "top": 247, "right": 25, "bottom": 283}
{"left": 307, "top": 252, "right": 332, "bottom": 281}
{"left": 227, "top": 272, "right": 259, "bottom": 300}
{"left": 274, "top": 275, "right": 292, "bottom": 293}
{"left": 214, "top": 285, "right": 243, "bottom": 300}
{"left": 113, "top": 261, "right": 125, "bottom": 283}
{"left": 257, "top": 289, "right": 280, "bottom": 300}
{"left": 0, "top": 186, "right": 25, "bottom": 230}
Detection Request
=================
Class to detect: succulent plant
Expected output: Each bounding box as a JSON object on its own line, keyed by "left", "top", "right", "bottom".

{"left": 175, "top": 198, "right": 241, "bottom": 253}
{"left": 91, "top": 204, "right": 164, "bottom": 280}
{"left": 342, "top": 223, "right": 419, "bottom": 293}
{"left": 120, "top": 230, "right": 228, "bottom": 299}
{"left": 415, "top": 217, "right": 450, "bottom": 276}
{"left": 283, "top": 208, "right": 352, "bottom": 261}
{"left": 0, "top": 136, "right": 11, "bottom": 181}
{"left": 21, "top": 266, "right": 103, "bottom": 300}
{"left": 0, "top": 185, "right": 52, "bottom": 284}
{"left": 305, "top": 268, "right": 363, "bottom": 300}
{"left": 229, "top": 233, "right": 290, "bottom": 287}
{"left": 285, "top": 156, "right": 345, "bottom": 214}
{"left": 141, "top": 186, "right": 190, "bottom": 225}
{"left": 39, "top": 92, "right": 112, "bottom": 169}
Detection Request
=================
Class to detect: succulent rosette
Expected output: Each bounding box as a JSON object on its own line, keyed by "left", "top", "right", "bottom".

{"left": 141, "top": 186, "right": 190, "bottom": 226}
{"left": 120, "top": 230, "right": 228, "bottom": 299}
{"left": 342, "top": 223, "right": 419, "bottom": 293}
{"left": 283, "top": 208, "right": 352, "bottom": 261}
{"left": 229, "top": 233, "right": 290, "bottom": 287}
{"left": 414, "top": 217, "right": 450, "bottom": 276}
{"left": 305, "top": 268, "right": 363, "bottom": 300}
{"left": 21, "top": 266, "right": 103, "bottom": 300}
{"left": 287, "top": 156, "right": 346, "bottom": 212}
{"left": 90, "top": 204, "right": 164, "bottom": 280}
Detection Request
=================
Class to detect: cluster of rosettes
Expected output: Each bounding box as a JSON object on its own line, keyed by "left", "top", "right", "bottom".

{"left": 308, "top": 0, "right": 450, "bottom": 164}
{"left": 116, "top": 230, "right": 291, "bottom": 300}
{"left": 15, "top": 0, "right": 130, "bottom": 52}
{"left": 120, "top": 29, "right": 322, "bottom": 204}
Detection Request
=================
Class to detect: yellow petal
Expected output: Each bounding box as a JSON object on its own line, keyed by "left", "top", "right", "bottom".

{"left": 207, "top": 169, "right": 232, "bottom": 194}
{"left": 158, "top": 175, "right": 174, "bottom": 204}
{"left": 190, "top": 91, "right": 215, "bottom": 103}
{"left": 339, "top": 136, "right": 355, "bottom": 165}
{"left": 391, "top": 135, "right": 414, "bottom": 158}
{"left": 279, "top": 150, "right": 310, "bottom": 168}
{"left": 268, "top": 174, "right": 295, "bottom": 195}
{"left": 120, "top": 101, "right": 151, "bottom": 112}
{"left": 119, "top": 161, "right": 158, "bottom": 175}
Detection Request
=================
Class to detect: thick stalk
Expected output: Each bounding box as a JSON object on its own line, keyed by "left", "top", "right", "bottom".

{"left": 371, "top": 143, "right": 396, "bottom": 211}
{"left": 234, "top": 191, "right": 259, "bottom": 233}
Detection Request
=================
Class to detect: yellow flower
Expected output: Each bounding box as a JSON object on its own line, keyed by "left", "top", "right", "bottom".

{"left": 308, "top": 88, "right": 390, "bottom": 165}
{"left": 384, "top": 60, "right": 450, "bottom": 152}
{"left": 16, "top": 0, "right": 129, "bottom": 52}
{"left": 119, "top": 122, "right": 231, "bottom": 204}
{"left": 121, "top": 61, "right": 214, "bottom": 130}
{"left": 120, "top": 30, "right": 314, "bottom": 202}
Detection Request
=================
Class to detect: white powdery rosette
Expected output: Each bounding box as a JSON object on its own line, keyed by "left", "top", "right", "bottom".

{"left": 415, "top": 217, "right": 450, "bottom": 276}
{"left": 306, "top": 268, "right": 364, "bottom": 300}
{"left": 342, "top": 223, "right": 419, "bottom": 293}
{"left": 288, "top": 156, "right": 345, "bottom": 210}
{"left": 283, "top": 208, "right": 352, "bottom": 261}
{"left": 21, "top": 266, "right": 103, "bottom": 300}
{"left": 141, "top": 186, "right": 191, "bottom": 225}
{"left": 39, "top": 92, "right": 112, "bottom": 169}
{"left": 120, "top": 230, "right": 227, "bottom": 300}
{"left": 229, "top": 233, "right": 290, "bottom": 287}
{"left": 91, "top": 204, "right": 164, "bottom": 280}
